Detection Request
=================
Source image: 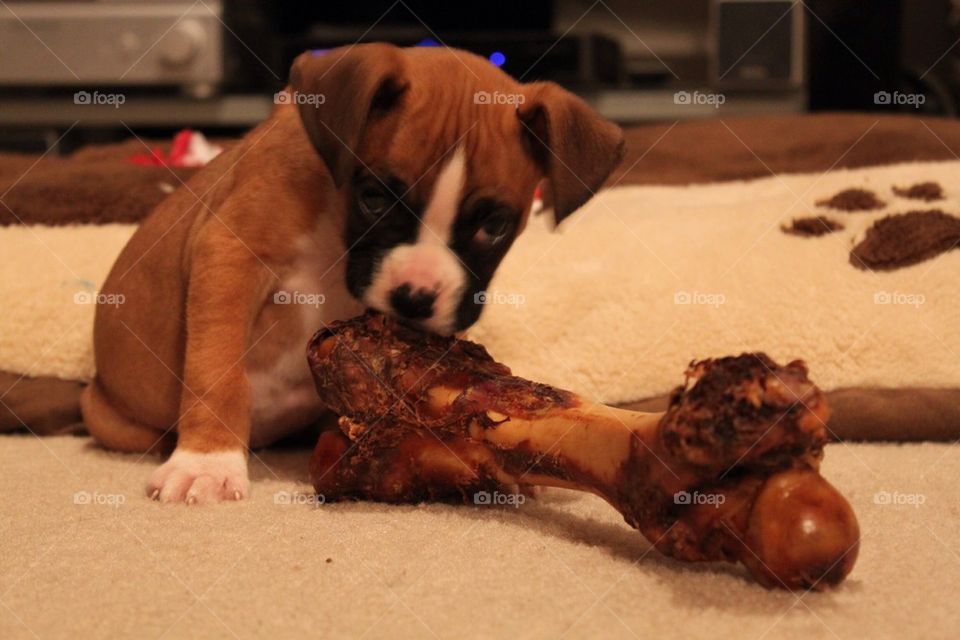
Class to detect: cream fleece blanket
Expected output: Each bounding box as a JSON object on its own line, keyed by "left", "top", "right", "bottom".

{"left": 0, "top": 223, "right": 134, "bottom": 382}
{"left": 470, "top": 160, "right": 960, "bottom": 404}
{"left": 1, "top": 434, "right": 957, "bottom": 639}
{"left": 1, "top": 161, "right": 958, "bottom": 404}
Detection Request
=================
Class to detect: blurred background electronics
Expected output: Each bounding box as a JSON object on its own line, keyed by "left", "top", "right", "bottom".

{"left": 0, "top": 0, "right": 957, "bottom": 151}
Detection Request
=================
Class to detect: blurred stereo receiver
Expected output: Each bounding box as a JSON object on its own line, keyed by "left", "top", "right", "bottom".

{"left": 0, "top": 1, "right": 223, "bottom": 86}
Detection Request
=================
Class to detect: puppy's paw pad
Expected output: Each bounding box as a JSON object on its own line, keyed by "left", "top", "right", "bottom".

{"left": 148, "top": 449, "right": 249, "bottom": 504}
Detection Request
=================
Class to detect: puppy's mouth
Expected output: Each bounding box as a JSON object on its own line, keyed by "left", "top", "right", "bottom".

{"left": 351, "top": 242, "right": 469, "bottom": 335}
{"left": 361, "top": 284, "right": 459, "bottom": 336}
{"left": 363, "top": 296, "right": 459, "bottom": 336}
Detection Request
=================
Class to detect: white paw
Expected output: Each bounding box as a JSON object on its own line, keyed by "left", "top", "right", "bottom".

{"left": 148, "top": 449, "right": 249, "bottom": 504}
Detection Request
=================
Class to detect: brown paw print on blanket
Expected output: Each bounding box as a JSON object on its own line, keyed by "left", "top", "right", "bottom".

{"left": 780, "top": 216, "right": 845, "bottom": 237}
{"left": 851, "top": 209, "right": 960, "bottom": 270}
{"left": 891, "top": 181, "right": 944, "bottom": 202}
{"left": 815, "top": 188, "right": 886, "bottom": 212}
{"left": 783, "top": 182, "right": 960, "bottom": 271}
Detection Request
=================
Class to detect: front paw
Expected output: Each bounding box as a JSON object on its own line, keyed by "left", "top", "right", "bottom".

{"left": 148, "top": 448, "right": 250, "bottom": 504}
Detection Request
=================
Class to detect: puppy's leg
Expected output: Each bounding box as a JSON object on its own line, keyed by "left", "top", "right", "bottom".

{"left": 149, "top": 229, "right": 274, "bottom": 504}
{"left": 82, "top": 378, "right": 176, "bottom": 455}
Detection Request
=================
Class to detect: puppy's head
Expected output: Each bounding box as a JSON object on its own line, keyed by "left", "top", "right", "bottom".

{"left": 290, "top": 43, "right": 624, "bottom": 333}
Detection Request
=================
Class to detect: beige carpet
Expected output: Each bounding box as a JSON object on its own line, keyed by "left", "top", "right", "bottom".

{"left": 1, "top": 434, "right": 958, "bottom": 639}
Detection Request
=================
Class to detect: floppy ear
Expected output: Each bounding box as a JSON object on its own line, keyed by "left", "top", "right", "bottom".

{"left": 289, "top": 44, "right": 409, "bottom": 187}
{"left": 518, "top": 81, "right": 625, "bottom": 225}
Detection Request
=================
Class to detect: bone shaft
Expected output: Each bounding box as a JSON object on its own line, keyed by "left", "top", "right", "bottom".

{"left": 472, "top": 401, "right": 663, "bottom": 492}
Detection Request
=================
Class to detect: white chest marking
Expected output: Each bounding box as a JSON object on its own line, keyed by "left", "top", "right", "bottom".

{"left": 247, "top": 235, "right": 364, "bottom": 446}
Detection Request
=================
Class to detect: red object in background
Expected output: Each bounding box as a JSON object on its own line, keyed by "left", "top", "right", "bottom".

{"left": 531, "top": 185, "right": 544, "bottom": 214}
{"left": 128, "top": 147, "right": 167, "bottom": 167}
{"left": 128, "top": 129, "right": 193, "bottom": 167}
{"left": 128, "top": 129, "right": 220, "bottom": 168}
{"left": 169, "top": 129, "right": 193, "bottom": 163}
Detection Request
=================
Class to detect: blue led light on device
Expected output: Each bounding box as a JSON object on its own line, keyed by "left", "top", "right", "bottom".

{"left": 417, "top": 38, "right": 440, "bottom": 47}
{"left": 489, "top": 51, "right": 506, "bottom": 67}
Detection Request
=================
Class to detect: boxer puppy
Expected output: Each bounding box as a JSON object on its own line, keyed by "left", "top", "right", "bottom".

{"left": 80, "top": 43, "right": 624, "bottom": 504}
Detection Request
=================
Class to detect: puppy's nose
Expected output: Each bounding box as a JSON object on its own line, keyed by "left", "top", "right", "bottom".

{"left": 389, "top": 284, "right": 436, "bottom": 320}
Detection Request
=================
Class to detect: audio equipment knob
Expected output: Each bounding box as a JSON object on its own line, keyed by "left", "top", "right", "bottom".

{"left": 159, "top": 19, "right": 205, "bottom": 67}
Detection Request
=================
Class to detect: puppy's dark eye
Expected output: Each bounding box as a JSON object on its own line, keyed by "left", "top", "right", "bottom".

{"left": 357, "top": 184, "right": 395, "bottom": 218}
{"left": 474, "top": 211, "right": 515, "bottom": 247}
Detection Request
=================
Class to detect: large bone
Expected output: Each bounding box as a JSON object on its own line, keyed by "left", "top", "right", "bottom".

{"left": 307, "top": 312, "right": 859, "bottom": 590}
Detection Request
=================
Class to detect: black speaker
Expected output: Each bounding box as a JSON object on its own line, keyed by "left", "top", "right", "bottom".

{"left": 710, "top": 0, "right": 805, "bottom": 88}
